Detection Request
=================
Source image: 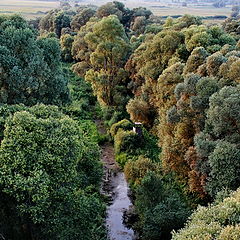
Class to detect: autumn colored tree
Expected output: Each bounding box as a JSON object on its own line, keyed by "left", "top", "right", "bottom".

{"left": 126, "top": 30, "right": 185, "bottom": 125}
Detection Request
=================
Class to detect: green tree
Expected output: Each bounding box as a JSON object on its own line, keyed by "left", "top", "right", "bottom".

{"left": 60, "top": 33, "right": 74, "bottom": 62}
{"left": 39, "top": 9, "right": 71, "bottom": 37}
{"left": 172, "top": 188, "right": 240, "bottom": 240}
{"left": 135, "top": 172, "right": 191, "bottom": 240}
{"left": 70, "top": 8, "right": 96, "bottom": 32}
{"left": 0, "top": 105, "right": 105, "bottom": 239}
{"left": 96, "top": 1, "right": 134, "bottom": 28}
{"left": 0, "top": 15, "right": 69, "bottom": 105}
{"left": 195, "top": 86, "right": 240, "bottom": 197}
{"left": 82, "top": 15, "right": 131, "bottom": 108}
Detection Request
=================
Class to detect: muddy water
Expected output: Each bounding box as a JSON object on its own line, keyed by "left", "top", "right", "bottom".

{"left": 106, "top": 172, "right": 135, "bottom": 240}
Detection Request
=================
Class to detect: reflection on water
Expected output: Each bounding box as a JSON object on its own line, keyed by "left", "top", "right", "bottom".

{"left": 106, "top": 172, "right": 135, "bottom": 240}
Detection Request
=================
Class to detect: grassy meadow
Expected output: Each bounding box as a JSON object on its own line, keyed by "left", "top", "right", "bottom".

{"left": 0, "top": 0, "right": 232, "bottom": 21}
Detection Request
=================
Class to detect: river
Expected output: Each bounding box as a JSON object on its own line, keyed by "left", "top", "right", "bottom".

{"left": 106, "top": 171, "right": 135, "bottom": 240}
{"left": 96, "top": 119, "right": 135, "bottom": 240}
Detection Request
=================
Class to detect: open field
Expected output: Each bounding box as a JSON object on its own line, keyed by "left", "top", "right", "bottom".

{"left": 0, "top": 0, "right": 232, "bottom": 20}
{"left": 0, "top": 0, "right": 59, "bottom": 18}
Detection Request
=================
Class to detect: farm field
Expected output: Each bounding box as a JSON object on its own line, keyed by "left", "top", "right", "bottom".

{"left": 82, "top": 0, "right": 232, "bottom": 18}
{"left": 0, "top": 0, "right": 232, "bottom": 19}
{"left": 0, "top": 0, "right": 59, "bottom": 18}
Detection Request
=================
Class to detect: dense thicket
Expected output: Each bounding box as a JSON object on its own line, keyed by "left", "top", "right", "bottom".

{"left": 39, "top": 2, "right": 240, "bottom": 239}
{"left": 125, "top": 15, "right": 239, "bottom": 199}
{"left": 0, "top": 14, "right": 105, "bottom": 240}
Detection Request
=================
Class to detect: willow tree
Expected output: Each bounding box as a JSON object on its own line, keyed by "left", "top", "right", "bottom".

{"left": 126, "top": 29, "right": 185, "bottom": 125}
{"left": 164, "top": 43, "right": 240, "bottom": 197}
{"left": 82, "top": 15, "right": 131, "bottom": 108}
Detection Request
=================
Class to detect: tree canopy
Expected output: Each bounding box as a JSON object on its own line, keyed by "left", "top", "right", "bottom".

{"left": 0, "top": 104, "right": 105, "bottom": 240}
{"left": 0, "top": 15, "right": 69, "bottom": 106}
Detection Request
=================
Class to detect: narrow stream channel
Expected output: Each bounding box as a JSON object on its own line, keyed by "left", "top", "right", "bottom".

{"left": 106, "top": 172, "right": 135, "bottom": 240}
{"left": 96, "top": 120, "right": 135, "bottom": 240}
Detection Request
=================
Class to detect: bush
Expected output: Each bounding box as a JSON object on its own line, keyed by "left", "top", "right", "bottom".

{"left": 114, "top": 129, "right": 142, "bottom": 155}
{"left": 78, "top": 120, "right": 100, "bottom": 143}
{"left": 113, "top": 126, "right": 160, "bottom": 168}
{"left": 115, "top": 153, "right": 134, "bottom": 169}
{"left": 107, "top": 111, "right": 128, "bottom": 127}
{"left": 124, "top": 156, "right": 157, "bottom": 185}
{"left": 110, "top": 119, "right": 133, "bottom": 137}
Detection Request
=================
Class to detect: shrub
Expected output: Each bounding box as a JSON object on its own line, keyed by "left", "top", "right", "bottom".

{"left": 110, "top": 119, "right": 133, "bottom": 137}
{"left": 114, "top": 129, "right": 142, "bottom": 155}
{"left": 124, "top": 156, "right": 157, "bottom": 185}
{"left": 107, "top": 111, "right": 128, "bottom": 127}
{"left": 78, "top": 120, "right": 100, "bottom": 143}
{"left": 115, "top": 153, "right": 134, "bottom": 169}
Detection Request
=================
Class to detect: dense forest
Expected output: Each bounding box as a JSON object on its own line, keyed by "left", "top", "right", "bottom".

{"left": 0, "top": 1, "right": 239, "bottom": 240}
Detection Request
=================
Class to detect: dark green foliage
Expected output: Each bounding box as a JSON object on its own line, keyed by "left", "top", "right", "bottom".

{"left": 135, "top": 172, "right": 191, "bottom": 240}
{"left": 0, "top": 15, "right": 69, "bottom": 106}
{"left": 141, "top": 128, "right": 161, "bottom": 162}
{"left": 0, "top": 105, "right": 105, "bottom": 240}
{"left": 96, "top": 1, "right": 138, "bottom": 28}
{"left": 61, "top": 64, "right": 96, "bottom": 120}
{"left": 206, "top": 141, "right": 240, "bottom": 197}
{"left": 39, "top": 9, "right": 71, "bottom": 37}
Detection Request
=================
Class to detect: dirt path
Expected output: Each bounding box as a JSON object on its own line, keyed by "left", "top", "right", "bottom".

{"left": 101, "top": 142, "right": 119, "bottom": 172}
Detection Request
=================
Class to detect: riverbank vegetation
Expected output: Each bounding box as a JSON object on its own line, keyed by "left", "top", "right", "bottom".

{"left": 0, "top": 1, "right": 239, "bottom": 239}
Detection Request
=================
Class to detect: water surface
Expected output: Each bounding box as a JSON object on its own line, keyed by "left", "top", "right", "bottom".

{"left": 106, "top": 172, "right": 135, "bottom": 240}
